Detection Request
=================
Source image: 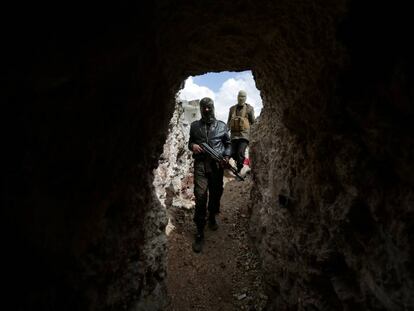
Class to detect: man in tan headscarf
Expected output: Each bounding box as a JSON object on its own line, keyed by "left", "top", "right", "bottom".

{"left": 227, "top": 90, "right": 255, "bottom": 172}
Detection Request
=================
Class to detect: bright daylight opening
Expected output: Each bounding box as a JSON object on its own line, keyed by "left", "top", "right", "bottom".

{"left": 153, "top": 71, "right": 267, "bottom": 310}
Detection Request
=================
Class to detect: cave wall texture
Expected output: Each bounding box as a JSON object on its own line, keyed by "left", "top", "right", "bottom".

{"left": 2, "top": 1, "right": 413, "bottom": 310}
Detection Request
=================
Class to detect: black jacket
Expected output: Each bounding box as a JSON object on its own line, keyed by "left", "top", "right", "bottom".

{"left": 188, "top": 119, "right": 231, "bottom": 160}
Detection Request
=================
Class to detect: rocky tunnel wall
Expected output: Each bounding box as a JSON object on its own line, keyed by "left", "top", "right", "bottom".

{"left": 248, "top": 2, "right": 414, "bottom": 310}
{"left": 2, "top": 1, "right": 413, "bottom": 310}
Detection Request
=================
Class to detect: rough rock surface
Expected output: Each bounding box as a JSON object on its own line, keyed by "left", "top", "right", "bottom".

{"left": 154, "top": 100, "right": 200, "bottom": 234}
{"left": 248, "top": 4, "right": 414, "bottom": 310}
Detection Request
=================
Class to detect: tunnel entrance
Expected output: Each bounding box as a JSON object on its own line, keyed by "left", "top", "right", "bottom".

{"left": 153, "top": 71, "right": 266, "bottom": 310}
{"left": 4, "top": 2, "right": 413, "bottom": 310}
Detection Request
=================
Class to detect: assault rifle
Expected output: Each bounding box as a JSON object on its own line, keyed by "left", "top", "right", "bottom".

{"left": 200, "top": 142, "right": 245, "bottom": 181}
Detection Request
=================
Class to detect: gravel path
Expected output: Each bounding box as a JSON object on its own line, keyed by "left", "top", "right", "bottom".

{"left": 166, "top": 176, "right": 267, "bottom": 311}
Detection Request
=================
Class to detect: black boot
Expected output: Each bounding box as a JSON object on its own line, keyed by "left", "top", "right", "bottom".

{"left": 192, "top": 231, "right": 204, "bottom": 253}
{"left": 208, "top": 214, "right": 218, "bottom": 231}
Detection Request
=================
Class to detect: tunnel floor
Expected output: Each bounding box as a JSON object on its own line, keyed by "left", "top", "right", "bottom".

{"left": 165, "top": 175, "right": 267, "bottom": 310}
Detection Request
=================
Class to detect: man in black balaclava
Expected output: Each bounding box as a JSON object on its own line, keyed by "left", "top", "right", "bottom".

{"left": 188, "top": 97, "right": 231, "bottom": 253}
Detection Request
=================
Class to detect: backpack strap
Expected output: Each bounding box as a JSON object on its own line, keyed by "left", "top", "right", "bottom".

{"left": 231, "top": 106, "right": 237, "bottom": 119}
{"left": 241, "top": 104, "right": 247, "bottom": 118}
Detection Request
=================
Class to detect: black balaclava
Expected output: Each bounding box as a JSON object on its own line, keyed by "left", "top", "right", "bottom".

{"left": 199, "top": 97, "right": 216, "bottom": 124}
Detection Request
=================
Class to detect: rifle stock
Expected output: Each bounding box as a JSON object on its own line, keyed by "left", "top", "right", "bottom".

{"left": 200, "top": 143, "right": 245, "bottom": 181}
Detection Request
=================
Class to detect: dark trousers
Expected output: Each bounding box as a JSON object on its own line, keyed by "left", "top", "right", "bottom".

{"left": 231, "top": 139, "right": 248, "bottom": 171}
{"left": 193, "top": 159, "right": 224, "bottom": 231}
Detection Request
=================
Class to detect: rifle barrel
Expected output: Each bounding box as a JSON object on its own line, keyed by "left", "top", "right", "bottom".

{"left": 200, "top": 143, "right": 245, "bottom": 181}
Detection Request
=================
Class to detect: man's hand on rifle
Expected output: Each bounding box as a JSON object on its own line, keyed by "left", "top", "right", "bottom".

{"left": 192, "top": 144, "right": 204, "bottom": 154}
{"left": 220, "top": 156, "right": 230, "bottom": 169}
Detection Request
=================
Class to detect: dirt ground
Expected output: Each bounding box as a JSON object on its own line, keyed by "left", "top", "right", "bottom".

{"left": 165, "top": 174, "right": 268, "bottom": 311}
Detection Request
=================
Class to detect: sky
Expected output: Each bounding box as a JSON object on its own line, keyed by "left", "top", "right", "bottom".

{"left": 177, "top": 71, "right": 263, "bottom": 122}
